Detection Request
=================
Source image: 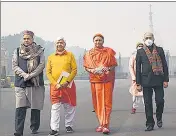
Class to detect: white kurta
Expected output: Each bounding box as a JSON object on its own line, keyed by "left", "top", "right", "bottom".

{"left": 129, "top": 51, "right": 143, "bottom": 96}
{"left": 15, "top": 86, "right": 45, "bottom": 110}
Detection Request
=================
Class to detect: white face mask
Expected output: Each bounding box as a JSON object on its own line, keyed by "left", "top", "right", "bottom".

{"left": 145, "top": 39, "right": 153, "bottom": 46}
{"left": 137, "top": 47, "right": 143, "bottom": 50}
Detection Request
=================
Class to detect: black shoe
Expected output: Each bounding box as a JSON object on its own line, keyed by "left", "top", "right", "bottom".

{"left": 157, "top": 120, "right": 163, "bottom": 128}
{"left": 145, "top": 125, "right": 154, "bottom": 131}
{"left": 14, "top": 132, "right": 22, "bottom": 136}
{"left": 48, "top": 130, "right": 59, "bottom": 136}
{"left": 66, "top": 126, "right": 74, "bottom": 133}
{"left": 92, "top": 110, "right": 95, "bottom": 112}
{"left": 31, "top": 130, "right": 38, "bottom": 134}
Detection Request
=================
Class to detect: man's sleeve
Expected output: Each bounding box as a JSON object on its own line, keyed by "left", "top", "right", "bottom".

{"left": 12, "top": 49, "right": 27, "bottom": 78}
{"left": 160, "top": 47, "right": 169, "bottom": 82}
{"left": 136, "top": 50, "right": 142, "bottom": 85}
{"left": 46, "top": 56, "right": 57, "bottom": 86}
{"left": 67, "top": 53, "right": 77, "bottom": 82}
{"left": 129, "top": 55, "right": 136, "bottom": 81}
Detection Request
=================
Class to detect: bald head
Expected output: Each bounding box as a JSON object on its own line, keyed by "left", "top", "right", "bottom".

{"left": 144, "top": 32, "right": 155, "bottom": 41}
{"left": 143, "top": 32, "right": 154, "bottom": 46}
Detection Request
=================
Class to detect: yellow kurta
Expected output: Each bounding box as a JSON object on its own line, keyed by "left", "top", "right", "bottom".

{"left": 46, "top": 51, "right": 77, "bottom": 105}
{"left": 46, "top": 51, "right": 77, "bottom": 86}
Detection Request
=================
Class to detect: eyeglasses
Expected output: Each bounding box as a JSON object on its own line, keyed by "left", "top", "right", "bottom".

{"left": 145, "top": 37, "right": 152, "bottom": 40}
{"left": 23, "top": 38, "right": 30, "bottom": 40}
{"left": 95, "top": 40, "right": 103, "bottom": 42}
{"left": 56, "top": 41, "right": 64, "bottom": 44}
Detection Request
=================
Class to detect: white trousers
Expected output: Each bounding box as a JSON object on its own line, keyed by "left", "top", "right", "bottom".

{"left": 132, "top": 96, "right": 144, "bottom": 108}
{"left": 50, "top": 103, "right": 76, "bottom": 131}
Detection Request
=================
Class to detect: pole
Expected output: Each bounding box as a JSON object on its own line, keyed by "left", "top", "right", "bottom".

{"left": 149, "top": 4, "right": 154, "bottom": 33}
{"left": 0, "top": 38, "right": 2, "bottom": 90}
{"left": 0, "top": 38, "right": 2, "bottom": 108}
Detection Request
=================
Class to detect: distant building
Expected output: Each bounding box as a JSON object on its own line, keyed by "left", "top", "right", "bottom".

{"left": 169, "top": 56, "right": 176, "bottom": 76}
{"left": 1, "top": 38, "right": 8, "bottom": 74}
{"left": 117, "top": 57, "right": 130, "bottom": 73}
{"left": 164, "top": 50, "right": 170, "bottom": 69}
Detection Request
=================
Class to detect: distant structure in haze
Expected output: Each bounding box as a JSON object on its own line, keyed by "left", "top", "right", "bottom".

{"left": 149, "top": 4, "right": 154, "bottom": 33}
{"left": 148, "top": 4, "right": 170, "bottom": 68}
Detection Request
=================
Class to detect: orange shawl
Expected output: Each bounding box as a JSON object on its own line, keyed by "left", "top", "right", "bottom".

{"left": 83, "top": 47, "right": 117, "bottom": 82}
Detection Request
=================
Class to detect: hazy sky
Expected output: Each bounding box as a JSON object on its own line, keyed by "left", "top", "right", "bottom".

{"left": 1, "top": 2, "right": 176, "bottom": 57}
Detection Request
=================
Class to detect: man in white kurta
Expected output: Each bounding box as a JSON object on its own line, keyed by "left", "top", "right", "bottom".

{"left": 129, "top": 42, "right": 144, "bottom": 114}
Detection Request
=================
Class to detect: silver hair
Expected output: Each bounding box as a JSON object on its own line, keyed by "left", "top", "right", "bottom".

{"left": 55, "top": 37, "right": 66, "bottom": 44}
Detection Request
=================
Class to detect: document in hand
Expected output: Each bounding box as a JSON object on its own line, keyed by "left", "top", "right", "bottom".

{"left": 57, "top": 71, "right": 73, "bottom": 88}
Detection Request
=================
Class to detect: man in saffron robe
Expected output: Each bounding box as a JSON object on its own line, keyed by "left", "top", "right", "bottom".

{"left": 83, "top": 33, "right": 117, "bottom": 134}
{"left": 46, "top": 37, "right": 77, "bottom": 136}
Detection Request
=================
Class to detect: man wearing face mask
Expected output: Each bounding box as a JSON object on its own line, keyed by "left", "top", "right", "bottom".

{"left": 12, "top": 30, "right": 45, "bottom": 136}
{"left": 46, "top": 37, "right": 77, "bottom": 135}
{"left": 136, "top": 32, "right": 169, "bottom": 131}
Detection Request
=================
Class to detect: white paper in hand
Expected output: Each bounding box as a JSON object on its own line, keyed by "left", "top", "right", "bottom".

{"left": 57, "top": 71, "right": 73, "bottom": 88}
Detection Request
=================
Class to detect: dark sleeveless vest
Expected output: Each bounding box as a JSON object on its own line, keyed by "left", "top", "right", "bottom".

{"left": 14, "top": 48, "right": 44, "bottom": 88}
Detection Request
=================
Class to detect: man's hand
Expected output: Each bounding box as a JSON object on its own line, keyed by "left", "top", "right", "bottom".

{"left": 102, "top": 67, "right": 109, "bottom": 72}
{"left": 93, "top": 68, "right": 103, "bottom": 74}
{"left": 163, "top": 82, "right": 168, "bottom": 88}
{"left": 132, "top": 80, "right": 136, "bottom": 84}
{"left": 24, "top": 74, "right": 31, "bottom": 81}
{"left": 60, "top": 82, "right": 69, "bottom": 89}
{"left": 55, "top": 83, "right": 61, "bottom": 89}
{"left": 136, "top": 84, "right": 142, "bottom": 92}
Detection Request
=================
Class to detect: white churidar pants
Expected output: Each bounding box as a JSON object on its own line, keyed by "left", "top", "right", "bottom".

{"left": 50, "top": 102, "right": 76, "bottom": 131}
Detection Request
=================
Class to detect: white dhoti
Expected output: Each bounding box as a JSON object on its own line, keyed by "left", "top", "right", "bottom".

{"left": 132, "top": 96, "right": 144, "bottom": 109}
{"left": 50, "top": 102, "right": 76, "bottom": 131}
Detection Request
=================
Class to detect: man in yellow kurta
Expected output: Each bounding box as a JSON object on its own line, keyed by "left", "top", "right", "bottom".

{"left": 46, "top": 37, "right": 77, "bottom": 135}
